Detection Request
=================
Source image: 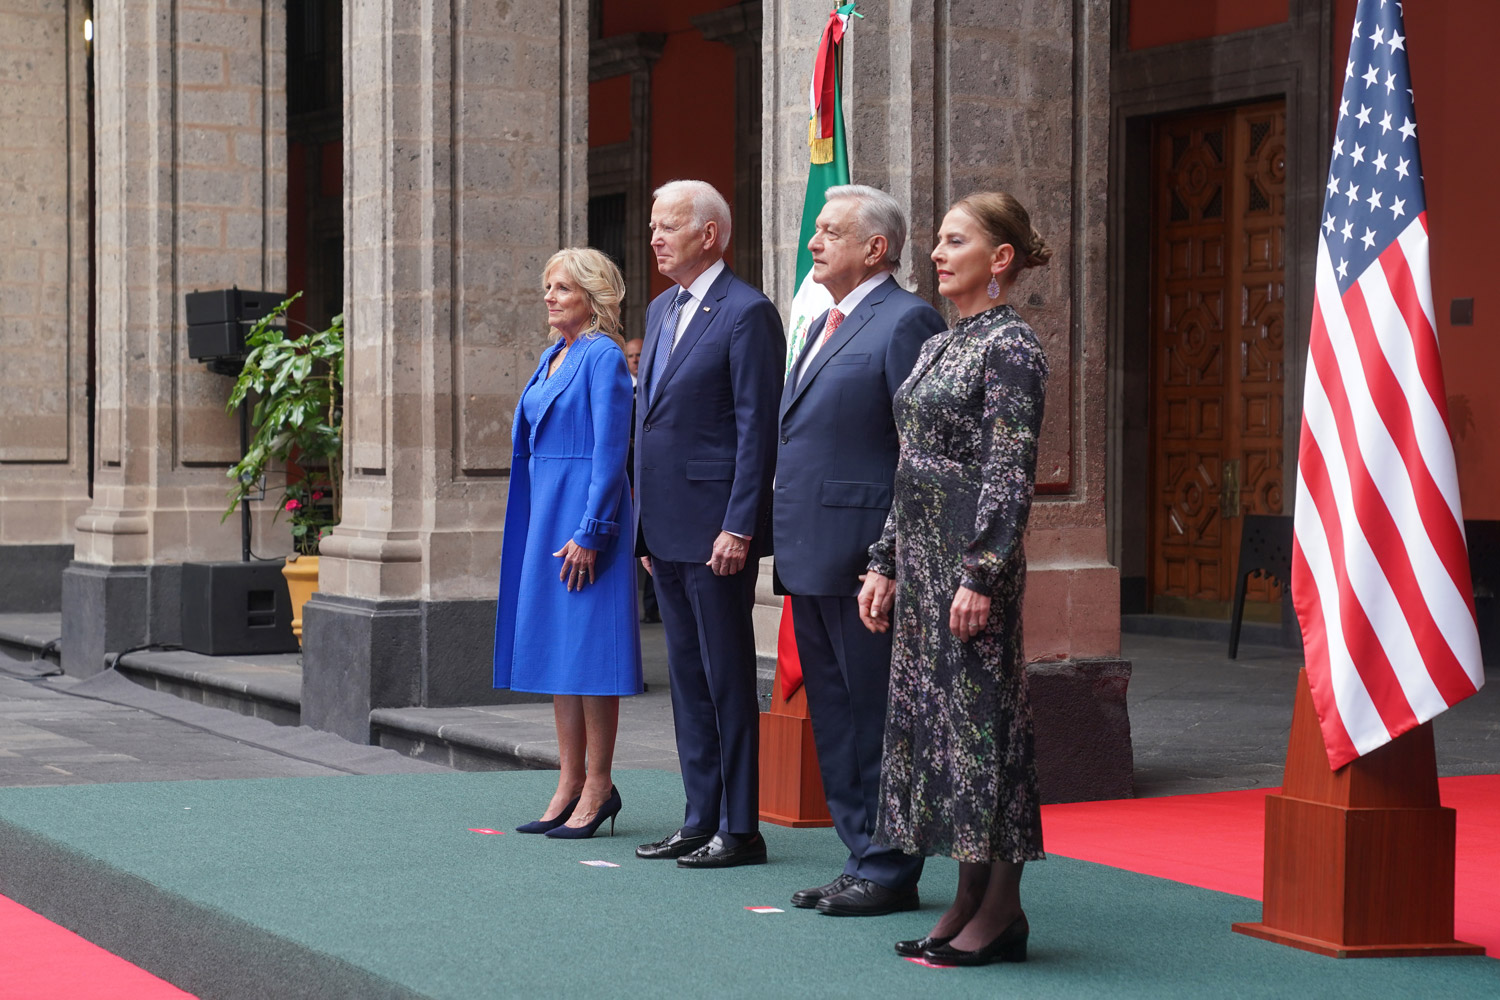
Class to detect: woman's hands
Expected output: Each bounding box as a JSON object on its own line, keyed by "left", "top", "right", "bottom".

{"left": 857, "top": 572, "right": 896, "bottom": 633}
{"left": 554, "top": 540, "right": 598, "bottom": 591}
{"left": 949, "top": 585, "right": 990, "bottom": 641}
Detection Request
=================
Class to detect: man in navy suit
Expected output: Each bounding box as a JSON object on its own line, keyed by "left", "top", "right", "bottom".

{"left": 773, "top": 185, "right": 945, "bottom": 914}
{"left": 633, "top": 180, "right": 785, "bottom": 868}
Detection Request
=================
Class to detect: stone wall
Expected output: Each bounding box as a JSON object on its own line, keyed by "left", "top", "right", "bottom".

{"left": 0, "top": 0, "right": 92, "bottom": 610}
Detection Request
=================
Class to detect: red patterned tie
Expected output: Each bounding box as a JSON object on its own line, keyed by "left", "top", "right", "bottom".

{"left": 822, "top": 308, "right": 845, "bottom": 343}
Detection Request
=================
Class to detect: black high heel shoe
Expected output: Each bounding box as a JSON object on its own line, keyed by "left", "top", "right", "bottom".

{"left": 515, "top": 795, "right": 580, "bottom": 834}
{"left": 545, "top": 786, "right": 622, "bottom": 840}
{"left": 922, "top": 913, "right": 1029, "bottom": 966}
{"left": 894, "top": 935, "right": 954, "bottom": 958}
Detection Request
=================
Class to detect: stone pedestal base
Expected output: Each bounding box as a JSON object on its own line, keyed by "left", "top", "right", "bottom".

{"left": 61, "top": 562, "right": 145, "bottom": 677}
{"left": 1029, "top": 657, "right": 1135, "bottom": 803}
{"left": 301, "top": 593, "right": 545, "bottom": 744}
{"left": 60, "top": 562, "right": 184, "bottom": 678}
{"left": 0, "top": 544, "right": 74, "bottom": 613}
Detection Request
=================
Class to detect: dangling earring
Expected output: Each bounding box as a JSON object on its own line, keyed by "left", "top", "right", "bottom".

{"left": 986, "top": 275, "right": 1001, "bottom": 300}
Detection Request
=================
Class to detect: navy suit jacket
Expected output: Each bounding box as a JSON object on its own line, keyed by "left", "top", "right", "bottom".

{"left": 772, "top": 275, "right": 946, "bottom": 596}
{"left": 635, "top": 266, "right": 786, "bottom": 564}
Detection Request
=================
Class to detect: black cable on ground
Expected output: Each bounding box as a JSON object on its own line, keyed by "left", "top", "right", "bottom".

{"left": 104, "top": 642, "right": 184, "bottom": 671}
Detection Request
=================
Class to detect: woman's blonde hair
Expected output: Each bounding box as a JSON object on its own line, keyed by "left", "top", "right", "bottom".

{"left": 543, "top": 247, "right": 626, "bottom": 346}
{"left": 952, "top": 191, "right": 1053, "bottom": 272}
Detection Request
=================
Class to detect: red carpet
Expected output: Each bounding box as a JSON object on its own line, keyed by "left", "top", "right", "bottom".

{"left": 1040, "top": 774, "right": 1500, "bottom": 957}
{"left": 0, "top": 894, "right": 197, "bottom": 999}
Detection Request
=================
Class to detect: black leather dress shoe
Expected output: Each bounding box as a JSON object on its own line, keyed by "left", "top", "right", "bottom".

{"left": 791, "top": 873, "right": 856, "bottom": 909}
{"left": 635, "top": 829, "right": 711, "bottom": 860}
{"left": 923, "top": 913, "right": 1029, "bottom": 966}
{"left": 815, "top": 878, "right": 920, "bottom": 916}
{"left": 893, "top": 934, "right": 954, "bottom": 957}
{"left": 676, "top": 832, "right": 768, "bottom": 869}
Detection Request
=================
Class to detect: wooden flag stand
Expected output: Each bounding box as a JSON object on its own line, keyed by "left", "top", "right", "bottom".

{"left": 1232, "top": 669, "right": 1482, "bottom": 957}
{"left": 758, "top": 675, "right": 833, "bottom": 828}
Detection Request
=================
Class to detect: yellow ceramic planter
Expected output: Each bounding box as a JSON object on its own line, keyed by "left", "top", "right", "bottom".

{"left": 281, "top": 555, "right": 320, "bottom": 646}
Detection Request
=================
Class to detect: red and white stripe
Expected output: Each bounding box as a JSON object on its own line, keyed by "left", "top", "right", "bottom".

{"left": 1292, "top": 214, "right": 1483, "bottom": 769}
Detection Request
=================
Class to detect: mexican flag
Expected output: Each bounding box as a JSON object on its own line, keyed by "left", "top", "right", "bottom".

{"left": 783, "top": 3, "right": 856, "bottom": 370}
{"left": 777, "top": 4, "right": 858, "bottom": 701}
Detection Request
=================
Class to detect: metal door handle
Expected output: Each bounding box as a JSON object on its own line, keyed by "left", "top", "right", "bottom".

{"left": 1223, "top": 458, "right": 1241, "bottom": 518}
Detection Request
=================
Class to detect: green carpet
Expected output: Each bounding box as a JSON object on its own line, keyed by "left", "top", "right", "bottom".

{"left": 0, "top": 770, "right": 1496, "bottom": 999}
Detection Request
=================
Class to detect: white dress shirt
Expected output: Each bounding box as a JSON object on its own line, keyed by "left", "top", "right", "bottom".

{"left": 668, "top": 258, "right": 726, "bottom": 350}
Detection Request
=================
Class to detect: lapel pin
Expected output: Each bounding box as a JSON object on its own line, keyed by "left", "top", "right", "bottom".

{"left": 703, "top": 306, "right": 711, "bottom": 312}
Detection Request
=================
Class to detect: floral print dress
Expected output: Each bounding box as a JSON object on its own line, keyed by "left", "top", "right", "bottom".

{"left": 868, "top": 304, "right": 1048, "bottom": 864}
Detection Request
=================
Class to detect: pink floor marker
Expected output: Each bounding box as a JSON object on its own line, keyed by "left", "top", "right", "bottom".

{"left": 902, "top": 957, "right": 953, "bottom": 969}
{"left": 580, "top": 860, "right": 619, "bottom": 868}
{"left": 744, "top": 906, "right": 784, "bottom": 914}
{"left": 467, "top": 828, "right": 505, "bottom": 835}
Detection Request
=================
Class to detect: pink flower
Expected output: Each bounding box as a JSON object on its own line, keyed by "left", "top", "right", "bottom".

{"left": 312, "top": 491, "right": 324, "bottom": 501}
{"left": 285, "top": 499, "right": 301, "bottom": 511}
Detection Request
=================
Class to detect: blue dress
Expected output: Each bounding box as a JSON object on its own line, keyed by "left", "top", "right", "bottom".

{"left": 493, "top": 334, "right": 643, "bottom": 696}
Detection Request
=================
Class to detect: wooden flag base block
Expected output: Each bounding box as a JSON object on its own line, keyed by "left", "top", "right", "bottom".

{"left": 758, "top": 679, "right": 833, "bottom": 828}
{"left": 1232, "top": 669, "right": 1483, "bottom": 958}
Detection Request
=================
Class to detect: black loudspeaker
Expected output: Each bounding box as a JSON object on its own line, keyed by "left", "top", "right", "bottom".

{"left": 185, "top": 288, "right": 282, "bottom": 327}
{"left": 185, "top": 288, "right": 285, "bottom": 362}
{"left": 187, "top": 322, "right": 247, "bottom": 361}
{"left": 180, "top": 561, "right": 300, "bottom": 656}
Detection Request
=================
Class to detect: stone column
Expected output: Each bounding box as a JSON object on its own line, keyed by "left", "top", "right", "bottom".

{"left": 301, "top": 0, "right": 590, "bottom": 741}
{"left": 0, "top": 1, "right": 91, "bottom": 612}
{"left": 61, "top": 0, "right": 286, "bottom": 675}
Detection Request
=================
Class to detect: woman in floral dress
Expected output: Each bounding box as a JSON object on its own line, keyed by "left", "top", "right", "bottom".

{"left": 857, "top": 191, "right": 1051, "bottom": 967}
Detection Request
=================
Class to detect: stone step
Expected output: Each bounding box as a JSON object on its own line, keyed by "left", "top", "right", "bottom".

{"left": 1121, "top": 612, "right": 1297, "bottom": 649}
{"left": 113, "top": 648, "right": 303, "bottom": 728}
{"left": 0, "top": 612, "right": 62, "bottom": 671}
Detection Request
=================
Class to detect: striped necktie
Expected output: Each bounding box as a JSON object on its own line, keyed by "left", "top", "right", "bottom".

{"left": 647, "top": 287, "right": 693, "bottom": 403}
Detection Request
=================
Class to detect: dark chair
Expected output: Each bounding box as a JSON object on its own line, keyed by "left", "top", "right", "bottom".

{"left": 1465, "top": 520, "right": 1500, "bottom": 666}
{"left": 1228, "top": 514, "right": 1293, "bottom": 658}
{"left": 1230, "top": 515, "right": 1500, "bottom": 664}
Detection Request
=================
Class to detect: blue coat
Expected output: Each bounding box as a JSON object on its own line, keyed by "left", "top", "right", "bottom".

{"left": 493, "top": 334, "right": 643, "bottom": 696}
{"left": 773, "top": 276, "right": 947, "bottom": 596}
{"left": 634, "top": 267, "right": 785, "bottom": 562}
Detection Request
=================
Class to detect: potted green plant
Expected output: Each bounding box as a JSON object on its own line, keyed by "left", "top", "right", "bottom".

{"left": 222, "top": 293, "right": 344, "bottom": 644}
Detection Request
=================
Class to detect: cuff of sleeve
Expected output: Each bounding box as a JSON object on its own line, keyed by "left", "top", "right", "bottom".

{"left": 866, "top": 559, "right": 896, "bottom": 580}
{"left": 958, "top": 572, "right": 993, "bottom": 598}
{"left": 573, "top": 517, "right": 620, "bottom": 550}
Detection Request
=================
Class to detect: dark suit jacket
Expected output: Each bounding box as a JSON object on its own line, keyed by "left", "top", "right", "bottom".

{"left": 772, "top": 275, "right": 946, "bottom": 596}
{"left": 634, "top": 266, "right": 786, "bottom": 564}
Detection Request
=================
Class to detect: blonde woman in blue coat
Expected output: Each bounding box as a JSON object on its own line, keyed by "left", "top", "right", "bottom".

{"left": 494, "top": 247, "right": 642, "bottom": 839}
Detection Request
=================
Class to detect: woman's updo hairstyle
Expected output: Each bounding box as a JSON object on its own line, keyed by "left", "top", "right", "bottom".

{"left": 543, "top": 247, "right": 627, "bottom": 346}
{"left": 953, "top": 191, "right": 1053, "bottom": 272}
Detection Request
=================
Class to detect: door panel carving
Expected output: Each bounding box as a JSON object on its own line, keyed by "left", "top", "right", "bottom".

{"left": 1150, "top": 102, "right": 1286, "bottom": 615}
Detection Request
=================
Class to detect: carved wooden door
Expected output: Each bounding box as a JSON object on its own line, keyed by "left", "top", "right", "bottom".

{"left": 1149, "top": 102, "right": 1286, "bottom": 618}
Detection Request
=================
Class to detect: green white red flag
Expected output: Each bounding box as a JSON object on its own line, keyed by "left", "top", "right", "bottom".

{"left": 783, "top": 3, "right": 856, "bottom": 371}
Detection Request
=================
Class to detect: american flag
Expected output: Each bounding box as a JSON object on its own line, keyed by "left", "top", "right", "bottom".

{"left": 1292, "top": 0, "right": 1483, "bottom": 769}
